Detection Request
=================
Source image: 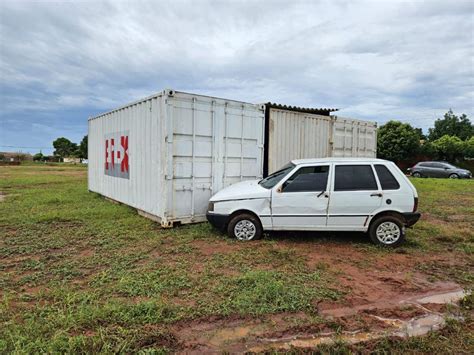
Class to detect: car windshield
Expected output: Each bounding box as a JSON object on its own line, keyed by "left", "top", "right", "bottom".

{"left": 259, "top": 163, "right": 295, "bottom": 189}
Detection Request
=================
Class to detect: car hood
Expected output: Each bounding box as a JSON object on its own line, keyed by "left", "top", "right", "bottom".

{"left": 210, "top": 179, "right": 271, "bottom": 202}
{"left": 454, "top": 168, "right": 471, "bottom": 174}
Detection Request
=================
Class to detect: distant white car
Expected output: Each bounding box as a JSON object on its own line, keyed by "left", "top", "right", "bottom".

{"left": 207, "top": 158, "right": 420, "bottom": 247}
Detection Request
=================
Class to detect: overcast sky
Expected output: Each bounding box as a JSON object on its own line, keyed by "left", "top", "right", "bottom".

{"left": 1, "top": 0, "right": 473, "bottom": 154}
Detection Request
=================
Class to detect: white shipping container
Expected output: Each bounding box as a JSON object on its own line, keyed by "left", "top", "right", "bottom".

{"left": 265, "top": 107, "right": 377, "bottom": 174}
{"left": 88, "top": 89, "right": 265, "bottom": 227}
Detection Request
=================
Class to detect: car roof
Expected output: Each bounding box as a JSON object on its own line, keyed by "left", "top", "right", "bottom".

{"left": 291, "top": 157, "right": 390, "bottom": 165}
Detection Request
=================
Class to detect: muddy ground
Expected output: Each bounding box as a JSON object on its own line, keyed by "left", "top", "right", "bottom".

{"left": 166, "top": 238, "right": 472, "bottom": 352}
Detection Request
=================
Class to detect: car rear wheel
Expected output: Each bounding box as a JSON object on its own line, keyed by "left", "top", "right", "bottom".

{"left": 227, "top": 213, "right": 263, "bottom": 241}
{"left": 412, "top": 172, "right": 422, "bottom": 178}
{"left": 449, "top": 173, "right": 459, "bottom": 179}
{"left": 369, "top": 216, "right": 405, "bottom": 247}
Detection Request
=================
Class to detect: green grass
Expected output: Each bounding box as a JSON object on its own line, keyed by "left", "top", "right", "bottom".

{"left": 0, "top": 164, "right": 473, "bottom": 353}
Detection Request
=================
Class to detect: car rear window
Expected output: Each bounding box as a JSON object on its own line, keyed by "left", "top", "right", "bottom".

{"left": 334, "top": 165, "right": 378, "bottom": 191}
{"left": 375, "top": 164, "right": 400, "bottom": 190}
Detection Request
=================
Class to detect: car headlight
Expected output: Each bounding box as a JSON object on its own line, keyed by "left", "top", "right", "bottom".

{"left": 208, "top": 201, "right": 214, "bottom": 212}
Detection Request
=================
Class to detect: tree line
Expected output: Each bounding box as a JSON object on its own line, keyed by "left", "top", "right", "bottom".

{"left": 33, "top": 136, "right": 88, "bottom": 162}
{"left": 377, "top": 110, "right": 474, "bottom": 163}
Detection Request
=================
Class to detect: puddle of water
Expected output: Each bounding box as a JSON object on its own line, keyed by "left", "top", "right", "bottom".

{"left": 397, "top": 314, "right": 446, "bottom": 337}
{"left": 250, "top": 313, "right": 452, "bottom": 352}
{"left": 415, "top": 290, "right": 466, "bottom": 305}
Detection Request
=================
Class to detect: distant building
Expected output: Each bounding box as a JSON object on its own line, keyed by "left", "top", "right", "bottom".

{"left": 63, "top": 157, "right": 81, "bottom": 164}
{"left": 0, "top": 152, "right": 33, "bottom": 162}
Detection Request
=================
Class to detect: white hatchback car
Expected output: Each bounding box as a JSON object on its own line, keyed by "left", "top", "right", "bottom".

{"left": 207, "top": 158, "right": 421, "bottom": 247}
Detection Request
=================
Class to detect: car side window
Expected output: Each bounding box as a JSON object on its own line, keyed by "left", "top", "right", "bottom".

{"left": 334, "top": 165, "right": 378, "bottom": 191}
{"left": 282, "top": 165, "right": 329, "bottom": 192}
{"left": 374, "top": 164, "right": 400, "bottom": 190}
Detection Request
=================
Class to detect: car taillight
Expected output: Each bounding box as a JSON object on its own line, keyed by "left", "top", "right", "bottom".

{"left": 413, "top": 197, "right": 418, "bottom": 212}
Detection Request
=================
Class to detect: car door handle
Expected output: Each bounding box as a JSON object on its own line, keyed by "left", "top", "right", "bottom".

{"left": 370, "top": 192, "right": 383, "bottom": 197}
{"left": 317, "top": 191, "right": 329, "bottom": 198}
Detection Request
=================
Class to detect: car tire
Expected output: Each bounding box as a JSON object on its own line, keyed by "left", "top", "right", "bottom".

{"left": 227, "top": 213, "right": 263, "bottom": 241}
{"left": 368, "top": 216, "right": 405, "bottom": 247}
{"left": 412, "top": 172, "right": 422, "bottom": 178}
{"left": 449, "top": 173, "right": 459, "bottom": 179}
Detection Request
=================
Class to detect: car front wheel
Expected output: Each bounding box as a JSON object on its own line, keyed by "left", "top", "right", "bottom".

{"left": 369, "top": 216, "right": 405, "bottom": 247}
{"left": 412, "top": 172, "right": 422, "bottom": 178}
{"left": 227, "top": 213, "right": 263, "bottom": 241}
{"left": 449, "top": 173, "right": 459, "bottom": 179}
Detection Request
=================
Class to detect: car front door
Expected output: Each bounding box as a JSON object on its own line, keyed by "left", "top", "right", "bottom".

{"left": 327, "top": 164, "right": 382, "bottom": 229}
{"left": 271, "top": 164, "right": 330, "bottom": 230}
{"left": 428, "top": 163, "right": 440, "bottom": 177}
{"left": 434, "top": 163, "right": 449, "bottom": 177}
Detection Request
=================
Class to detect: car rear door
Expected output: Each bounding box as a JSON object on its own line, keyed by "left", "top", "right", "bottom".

{"left": 271, "top": 164, "right": 331, "bottom": 230}
{"left": 327, "top": 164, "right": 382, "bottom": 229}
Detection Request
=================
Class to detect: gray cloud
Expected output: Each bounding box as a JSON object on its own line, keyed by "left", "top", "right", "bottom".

{"left": 1, "top": 0, "right": 473, "bottom": 153}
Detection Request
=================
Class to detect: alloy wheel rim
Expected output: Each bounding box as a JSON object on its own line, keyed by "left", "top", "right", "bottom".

{"left": 376, "top": 221, "right": 401, "bottom": 245}
{"left": 449, "top": 174, "right": 458, "bottom": 179}
{"left": 234, "top": 220, "right": 256, "bottom": 240}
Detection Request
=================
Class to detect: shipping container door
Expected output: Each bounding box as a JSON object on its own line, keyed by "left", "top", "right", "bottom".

{"left": 168, "top": 95, "right": 216, "bottom": 222}
{"left": 331, "top": 118, "right": 377, "bottom": 158}
{"left": 222, "top": 103, "right": 264, "bottom": 188}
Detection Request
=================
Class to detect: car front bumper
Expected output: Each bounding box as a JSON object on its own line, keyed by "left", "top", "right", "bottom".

{"left": 206, "top": 212, "right": 230, "bottom": 232}
{"left": 402, "top": 212, "right": 421, "bottom": 227}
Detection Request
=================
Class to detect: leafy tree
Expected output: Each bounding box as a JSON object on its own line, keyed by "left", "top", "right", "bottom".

{"left": 464, "top": 136, "right": 474, "bottom": 159}
{"left": 377, "top": 120, "right": 421, "bottom": 161}
{"left": 420, "top": 141, "right": 437, "bottom": 158}
{"left": 78, "top": 135, "right": 88, "bottom": 159}
{"left": 414, "top": 128, "right": 426, "bottom": 141}
{"left": 428, "top": 110, "right": 473, "bottom": 141}
{"left": 431, "top": 135, "right": 465, "bottom": 162}
{"left": 33, "top": 152, "right": 44, "bottom": 161}
{"left": 53, "top": 137, "right": 76, "bottom": 158}
{"left": 0, "top": 153, "right": 5, "bottom": 161}
{"left": 14, "top": 153, "right": 27, "bottom": 161}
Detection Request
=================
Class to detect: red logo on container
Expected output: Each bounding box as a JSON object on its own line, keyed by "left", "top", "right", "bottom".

{"left": 105, "top": 131, "right": 129, "bottom": 179}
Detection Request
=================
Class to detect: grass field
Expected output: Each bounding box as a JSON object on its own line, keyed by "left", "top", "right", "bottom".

{"left": 0, "top": 164, "right": 473, "bottom": 353}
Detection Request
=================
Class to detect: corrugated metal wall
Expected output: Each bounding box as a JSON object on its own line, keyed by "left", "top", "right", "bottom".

{"left": 267, "top": 108, "right": 332, "bottom": 173}
{"left": 88, "top": 94, "right": 164, "bottom": 218}
{"left": 267, "top": 109, "right": 377, "bottom": 173}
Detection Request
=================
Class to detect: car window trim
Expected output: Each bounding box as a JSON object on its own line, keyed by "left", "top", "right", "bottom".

{"left": 332, "top": 164, "right": 379, "bottom": 192}
{"left": 277, "top": 164, "right": 330, "bottom": 194}
{"left": 374, "top": 164, "right": 400, "bottom": 191}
